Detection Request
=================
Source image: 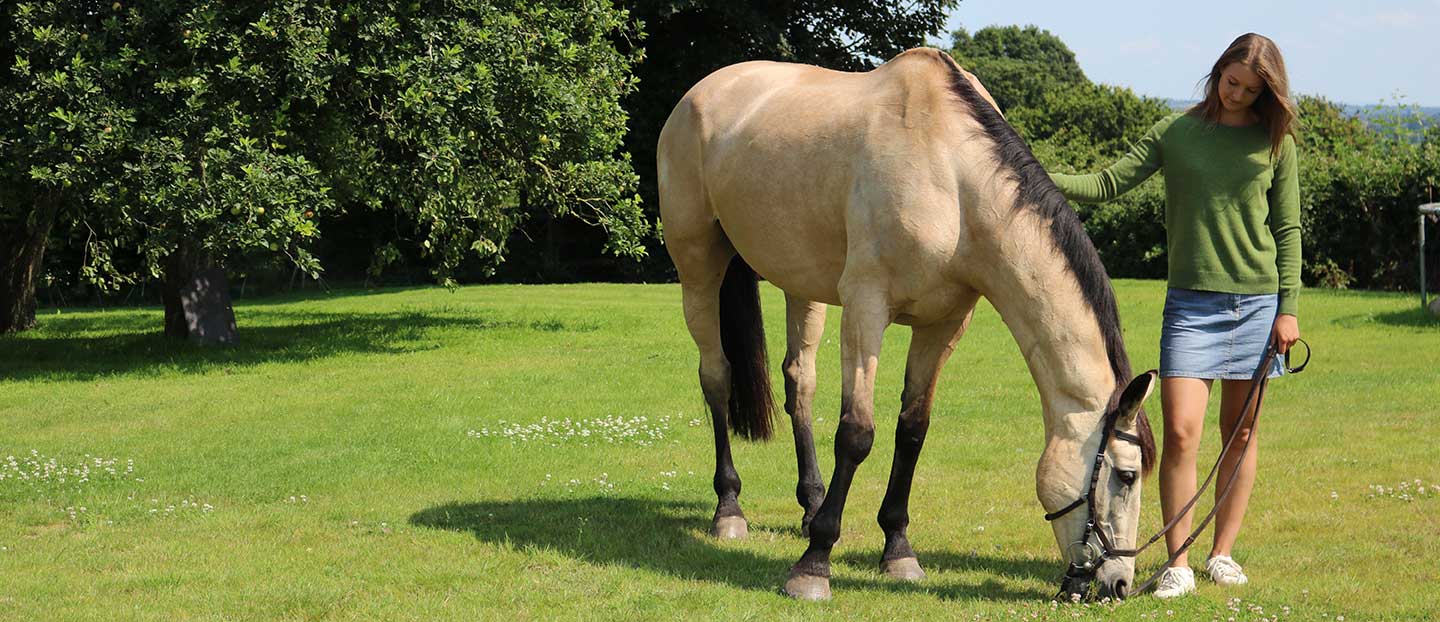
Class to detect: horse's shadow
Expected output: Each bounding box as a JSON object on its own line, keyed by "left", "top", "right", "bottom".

{"left": 409, "top": 496, "right": 1057, "bottom": 602}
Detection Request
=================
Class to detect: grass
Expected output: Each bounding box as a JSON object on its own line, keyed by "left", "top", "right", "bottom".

{"left": 1, "top": 280, "right": 1436, "bottom": 621}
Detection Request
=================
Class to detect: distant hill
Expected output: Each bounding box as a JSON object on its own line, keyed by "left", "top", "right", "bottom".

{"left": 1165, "top": 98, "right": 1440, "bottom": 121}
{"left": 1163, "top": 99, "right": 1438, "bottom": 135}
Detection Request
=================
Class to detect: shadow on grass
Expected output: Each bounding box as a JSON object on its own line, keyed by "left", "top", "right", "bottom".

{"left": 410, "top": 496, "right": 1056, "bottom": 602}
{"left": 1330, "top": 307, "right": 1440, "bottom": 329}
{"left": 0, "top": 309, "right": 597, "bottom": 383}
{"left": 1371, "top": 308, "right": 1440, "bottom": 328}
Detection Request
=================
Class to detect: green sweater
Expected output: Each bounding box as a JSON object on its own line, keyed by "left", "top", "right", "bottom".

{"left": 1050, "top": 111, "right": 1302, "bottom": 316}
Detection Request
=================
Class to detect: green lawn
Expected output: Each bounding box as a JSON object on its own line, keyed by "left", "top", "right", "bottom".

{"left": 1, "top": 281, "right": 1436, "bottom": 621}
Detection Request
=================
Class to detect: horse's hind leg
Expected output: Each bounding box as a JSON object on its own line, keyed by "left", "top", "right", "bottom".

{"left": 662, "top": 112, "right": 779, "bottom": 538}
{"left": 671, "top": 227, "right": 755, "bottom": 539}
{"left": 783, "top": 294, "right": 828, "bottom": 535}
{"left": 877, "top": 295, "right": 977, "bottom": 581}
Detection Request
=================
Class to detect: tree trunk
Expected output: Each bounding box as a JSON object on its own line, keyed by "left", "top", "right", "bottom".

{"left": 161, "top": 242, "right": 239, "bottom": 344}
{"left": 0, "top": 193, "right": 60, "bottom": 335}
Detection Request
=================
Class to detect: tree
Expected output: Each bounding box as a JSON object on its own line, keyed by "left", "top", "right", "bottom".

{"left": 946, "top": 25, "right": 1086, "bottom": 112}
{"left": 1, "top": 1, "right": 336, "bottom": 339}
{"left": 320, "top": 0, "right": 648, "bottom": 285}
{"left": 1, "top": 1, "right": 138, "bottom": 334}
{"left": 1296, "top": 96, "right": 1440, "bottom": 290}
{"left": 2, "top": 0, "right": 648, "bottom": 336}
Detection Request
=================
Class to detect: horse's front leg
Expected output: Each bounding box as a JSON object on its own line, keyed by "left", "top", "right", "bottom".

{"left": 783, "top": 291, "right": 890, "bottom": 600}
{"left": 783, "top": 294, "right": 828, "bottom": 536}
{"left": 877, "top": 301, "right": 975, "bottom": 581}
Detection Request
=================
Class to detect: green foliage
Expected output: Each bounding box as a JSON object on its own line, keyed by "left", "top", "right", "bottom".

{"left": 947, "top": 25, "right": 1086, "bottom": 112}
{"left": 2, "top": 1, "right": 336, "bottom": 292}
{"left": 3, "top": 0, "right": 648, "bottom": 320}
{"left": 325, "top": 0, "right": 647, "bottom": 284}
{"left": 1010, "top": 82, "right": 1173, "bottom": 154}
{"left": 1, "top": 2, "right": 136, "bottom": 293}
{"left": 1295, "top": 96, "right": 1440, "bottom": 290}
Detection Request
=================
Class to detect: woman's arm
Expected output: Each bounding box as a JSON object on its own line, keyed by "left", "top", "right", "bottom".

{"left": 1048, "top": 117, "right": 1168, "bottom": 203}
{"left": 1268, "top": 135, "right": 1301, "bottom": 318}
{"left": 1268, "top": 135, "right": 1302, "bottom": 352}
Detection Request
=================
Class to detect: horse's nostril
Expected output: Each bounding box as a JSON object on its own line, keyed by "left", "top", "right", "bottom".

{"left": 1113, "top": 579, "right": 1129, "bottom": 600}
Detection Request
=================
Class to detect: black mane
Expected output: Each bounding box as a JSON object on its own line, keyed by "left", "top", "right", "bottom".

{"left": 937, "top": 54, "right": 1156, "bottom": 473}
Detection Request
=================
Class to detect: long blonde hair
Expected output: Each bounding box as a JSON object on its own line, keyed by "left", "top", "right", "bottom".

{"left": 1190, "top": 33, "right": 1297, "bottom": 158}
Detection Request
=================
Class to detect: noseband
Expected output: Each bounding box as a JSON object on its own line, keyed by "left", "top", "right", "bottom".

{"left": 1045, "top": 339, "right": 1310, "bottom": 596}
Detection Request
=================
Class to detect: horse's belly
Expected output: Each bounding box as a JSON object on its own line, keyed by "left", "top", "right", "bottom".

{"left": 718, "top": 202, "right": 847, "bottom": 305}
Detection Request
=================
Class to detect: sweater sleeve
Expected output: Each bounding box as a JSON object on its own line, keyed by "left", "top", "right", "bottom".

{"left": 1268, "top": 135, "right": 1302, "bottom": 316}
{"left": 1048, "top": 116, "right": 1168, "bottom": 203}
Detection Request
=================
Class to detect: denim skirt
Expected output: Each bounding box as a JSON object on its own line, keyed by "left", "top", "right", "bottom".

{"left": 1160, "top": 288, "right": 1284, "bottom": 380}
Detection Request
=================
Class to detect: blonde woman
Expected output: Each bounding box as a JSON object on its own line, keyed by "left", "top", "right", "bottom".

{"left": 1049, "top": 33, "right": 1302, "bottom": 598}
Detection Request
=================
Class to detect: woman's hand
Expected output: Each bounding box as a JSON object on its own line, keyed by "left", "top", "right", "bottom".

{"left": 1272, "top": 313, "right": 1300, "bottom": 354}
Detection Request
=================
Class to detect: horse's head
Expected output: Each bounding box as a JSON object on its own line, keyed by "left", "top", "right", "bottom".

{"left": 1038, "top": 371, "right": 1156, "bottom": 600}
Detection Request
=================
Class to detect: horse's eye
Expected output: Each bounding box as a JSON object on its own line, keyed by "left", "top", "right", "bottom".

{"left": 1117, "top": 470, "right": 1137, "bottom": 486}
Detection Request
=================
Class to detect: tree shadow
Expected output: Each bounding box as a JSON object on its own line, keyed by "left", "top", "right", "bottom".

{"left": 1368, "top": 308, "right": 1440, "bottom": 328}
{"left": 409, "top": 496, "right": 1056, "bottom": 602}
{"left": 0, "top": 308, "right": 597, "bottom": 383}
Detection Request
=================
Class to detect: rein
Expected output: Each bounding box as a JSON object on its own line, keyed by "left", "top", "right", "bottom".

{"left": 1047, "top": 338, "right": 1311, "bottom": 597}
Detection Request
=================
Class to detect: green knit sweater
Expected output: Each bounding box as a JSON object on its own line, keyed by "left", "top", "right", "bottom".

{"left": 1050, "top": 111, "right": 1302, "bottom": 316}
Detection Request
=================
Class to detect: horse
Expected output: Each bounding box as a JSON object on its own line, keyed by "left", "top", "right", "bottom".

{"left": 657, "top": 47, "right": 1157, "bottom": 601}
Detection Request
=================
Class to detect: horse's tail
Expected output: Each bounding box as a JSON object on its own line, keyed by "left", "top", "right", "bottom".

{"left": 719, "top": 254, "right": 776, "bottom": 441}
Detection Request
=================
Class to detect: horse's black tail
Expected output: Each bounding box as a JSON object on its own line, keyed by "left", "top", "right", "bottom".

{"left": 719, "top": 255, "right": 775, "bottom": 441}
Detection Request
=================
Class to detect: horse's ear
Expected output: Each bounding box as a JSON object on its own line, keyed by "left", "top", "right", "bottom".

{"left": 1116, "top": 370, "right": 1158, "bottom": 427}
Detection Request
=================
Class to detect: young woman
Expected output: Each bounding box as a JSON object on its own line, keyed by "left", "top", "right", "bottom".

{"left": 1048, "top": 33, "right": 1302, "bottom": 598}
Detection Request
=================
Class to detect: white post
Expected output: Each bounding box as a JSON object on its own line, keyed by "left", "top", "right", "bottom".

{"left": 1421, "top": 203, "right": 1440, "bottom": 309}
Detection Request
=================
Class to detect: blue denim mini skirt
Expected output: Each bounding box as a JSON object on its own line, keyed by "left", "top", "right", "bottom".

{"left": 1160, "top": 288, "right": 1284, "bottom": 380}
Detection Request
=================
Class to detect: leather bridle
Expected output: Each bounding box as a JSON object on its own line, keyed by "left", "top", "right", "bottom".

{"left": 1043, "top": 392, "right": 1147, "bottom": 593}
{"left": 1046, "top": 338, "right": 1310, "bottom": 598}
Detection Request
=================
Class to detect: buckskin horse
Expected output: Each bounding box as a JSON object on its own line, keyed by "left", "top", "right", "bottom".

{"left": 657, "top": 47, "right": 1157, "bottom": 600}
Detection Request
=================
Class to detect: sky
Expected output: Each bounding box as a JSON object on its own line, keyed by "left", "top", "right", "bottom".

{"left": 939, "top": 1, "right": 1440, "bottom": 107}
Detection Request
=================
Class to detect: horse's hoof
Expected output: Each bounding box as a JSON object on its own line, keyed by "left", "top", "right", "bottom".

{"left": 710, "top": 516, "right": 748, "bottom": 539}
{"left": 881, "top": 557, "right": 927, "bottom": 582}
{"left": 782, "top": 571, "right": 832, "bottom": 601}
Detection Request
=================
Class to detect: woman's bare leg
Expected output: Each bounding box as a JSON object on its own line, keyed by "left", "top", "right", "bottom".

{"left": 1159, "top": 376, "right": 1213, "bottom": 568}
{"left": 1210, "top": 378, "right": 1263, "bottom": 558}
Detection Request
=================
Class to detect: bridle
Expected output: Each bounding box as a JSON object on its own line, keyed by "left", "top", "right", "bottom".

{"left": 1043, "top": 391, "right": 1146, "bottom": 593}
{"left": 1045, "top": 338, "right": 1310, "bottom": 597}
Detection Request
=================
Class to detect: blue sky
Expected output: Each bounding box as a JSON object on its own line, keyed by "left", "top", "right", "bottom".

{"left": 940, "top": 1, "right": 1440, "bottom": 106}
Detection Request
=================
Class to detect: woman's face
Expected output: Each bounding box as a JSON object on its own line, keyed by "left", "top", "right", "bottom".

{"left": 1218, "top": 63, "right": 1265, "bottom": 113}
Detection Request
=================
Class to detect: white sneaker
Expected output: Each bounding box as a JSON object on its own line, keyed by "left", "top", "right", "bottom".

{"left": 1153, "top": 566, "right": 1196, "bottom": 598}
{"left": 1207, "top": 555, "right": 1249, "bottom": 586}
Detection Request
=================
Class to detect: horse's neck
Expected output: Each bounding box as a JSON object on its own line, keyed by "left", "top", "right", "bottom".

{"left": 972, "top": 226, "right": 1116, "bottom": 438}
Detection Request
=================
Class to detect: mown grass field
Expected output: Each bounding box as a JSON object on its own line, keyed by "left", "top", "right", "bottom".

{"left": 1, "top": 281, "right": 1436, "bottom": 621}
